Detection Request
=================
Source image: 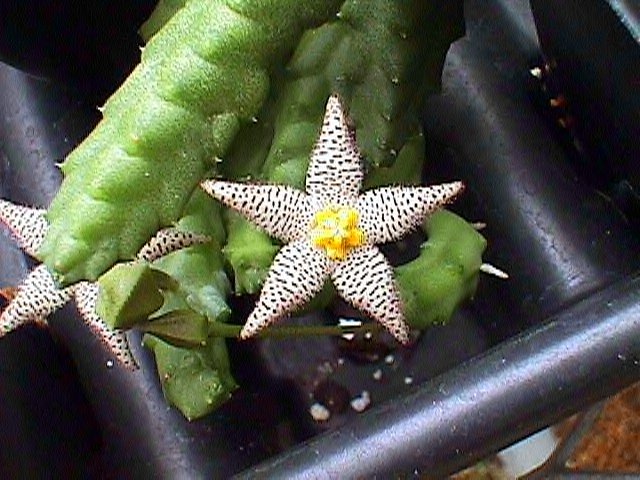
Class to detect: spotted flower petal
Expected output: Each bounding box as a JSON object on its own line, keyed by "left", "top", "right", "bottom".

{"left": 0, "top": 265, "right": 72, "bottom": 335}
{"left": 241, "top": 240, "right": 330, "bottom": 338}
{"left": 306, "top": 94, "right": 363, "bottom": 205}
{"left": 201, "top": 181, "right": 312, "bottom": 243}
{"left": 0, "top": 199, "right": 48, "bottom": 257}
{"left": 137, "top": 228, "right": 210, "bottom": 262}
{"left": 356, "top": 182, "right": 464, "bottom": 244}
{"left": 204, "top": 94, "right": 464, "bottom": 342}
{"left": 74, "top": 282, "right": 137, "bottom": 369}
{"left": 331, "top": 245, "right": 409, "bottom": 344}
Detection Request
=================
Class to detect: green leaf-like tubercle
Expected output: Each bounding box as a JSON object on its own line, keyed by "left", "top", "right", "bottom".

{"left": 223, "top": 211, "right": 279, "bottom": 295}
{"left": 364, "top": 133, "right": 425, "bottom": 188}
{"left": 97, "top": 262, "right": 176, "bottom": 329}
{"left": 40, "top": 0, "right": 344, "bottom": 285}
{"left": 397, "top": 210, "right": 487, "bottom": 329}
{"left": 143, "top": 334, "right": 237, "bottom": 421}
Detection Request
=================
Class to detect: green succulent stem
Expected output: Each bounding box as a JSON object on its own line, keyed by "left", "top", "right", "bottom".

{"left": 40, "top": 0, "right": 344, "bottom": 285}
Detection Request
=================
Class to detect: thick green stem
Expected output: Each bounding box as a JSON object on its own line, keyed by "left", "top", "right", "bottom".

{"left": 40, "top": 0, "right": 344, "bottom": 285}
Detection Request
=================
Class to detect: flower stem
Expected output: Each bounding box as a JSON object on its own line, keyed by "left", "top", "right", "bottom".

{"left": 208, "top": 320, "right": 379, "bottom": 339}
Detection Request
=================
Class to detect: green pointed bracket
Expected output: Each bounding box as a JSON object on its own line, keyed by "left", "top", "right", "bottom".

{"left": 96, "top": 262, "right": 175, "bottom": 330}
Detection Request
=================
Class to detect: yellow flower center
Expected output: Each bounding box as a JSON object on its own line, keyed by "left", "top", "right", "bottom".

{"left": 310, "top": 205, "right": 365, "bottom": 260}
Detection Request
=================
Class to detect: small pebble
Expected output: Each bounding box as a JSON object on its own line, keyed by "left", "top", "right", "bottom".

{"left": 312, "top": 379, "right": 351, "bottom": 414}
{"left": 106, "top": 359, "right": 114, "bottom": 369}
{"left": 372, "top": 369, "right": 383, "bottom": 381}
{"left": 384, "top": 354, "right": 395, "bottom": 365}
{"left": 318, "top": 361, "right": 334, "bottom": 375}
{"left": 350, "top": 390, "right": 371, "bottom": 413}
{"left": 310, "top": 403, "right": 331, "bottom": 422}
{"left": 404, "top": 376, "right": 413, "bottom": 385}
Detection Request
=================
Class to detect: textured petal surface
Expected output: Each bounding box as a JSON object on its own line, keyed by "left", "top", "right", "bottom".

{"left": 356, "top": 182, "right": 464, "bottom": 244}
{"left": 331, "top": 245, "right": 409, "bottom": 344}
{"left": 73, "top": 282, "right": 137, "bottom": 369}
{"left": 0, "top": 265, "right": 72, "bottom": 335}
{"left": 306, "top": 94, "right": 363, "bottom": 205}
{"left": 241, "top": 240, "right": 330, "bottom": 338}
{"left": 0, "top": 199, "right": 48, "bottom": 257}
{"left": 202, "top": 181, "right": 311, "bottom": 243}
{"left": 137, "top": 227, "right": 210, "bottom": 262}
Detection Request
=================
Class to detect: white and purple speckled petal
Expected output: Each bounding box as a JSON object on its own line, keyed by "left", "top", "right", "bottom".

{"left": 356, "top": 182, "right": 464, "bottom": 244}
{"left": 306, "top": 94, "right": 363, "bottom": 205}
{"left": 241, "top": 239, "right": 331, "bottom": 339}
{"left": 0, "top": 199, "right": 48, "bottom": 257}
{"left": 202, "top": 181, "right": 311, "bottom": 243}
{"left": 0, "top": 264, "right": 71, "bottom": 335}
{"left": 331, "top": 245, "right": 410, "bottom": 344}
{"left": 73, "top": 282, "right": 138, "bottom": 370}
{"left": 137, "top": 227, "right": 210, "bottom": 262}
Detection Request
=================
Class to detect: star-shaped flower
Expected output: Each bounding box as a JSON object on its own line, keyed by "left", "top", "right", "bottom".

{"left": 202, "top": 94, "right": 464, "bottom": 343}
{"left": 0, "top": 199, "right": 209, "bottom": 368}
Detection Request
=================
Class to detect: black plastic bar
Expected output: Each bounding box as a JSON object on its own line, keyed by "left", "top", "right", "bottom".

{"left": 240, "top": 274, "right": 640, "bottom": 478}
{"left": 531, "top": 0, "right": 640, "bottom": 191}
